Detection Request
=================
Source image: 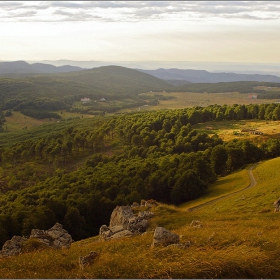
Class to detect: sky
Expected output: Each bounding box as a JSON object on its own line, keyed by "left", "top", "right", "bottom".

{"left": 0, "top": 1, "right": 280, "bottom": 64}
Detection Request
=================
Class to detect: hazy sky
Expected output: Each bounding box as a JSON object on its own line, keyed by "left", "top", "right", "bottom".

{"left": 1, "top": 1, "right": 280, "bottom": 63}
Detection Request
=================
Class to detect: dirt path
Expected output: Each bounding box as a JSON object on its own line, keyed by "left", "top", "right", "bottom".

{"left": 187, "top": 164, "right": 257, "bottom": 212}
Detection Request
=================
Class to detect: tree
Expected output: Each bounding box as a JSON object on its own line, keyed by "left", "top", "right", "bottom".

{"left": 226, "top": 147, "right": 245, "bottom": 172}
{"left": 171, "top": 170, "right": 207, "bottom": 204}
{"left": 210, "top": 145, "right": 228, "bottom": 175}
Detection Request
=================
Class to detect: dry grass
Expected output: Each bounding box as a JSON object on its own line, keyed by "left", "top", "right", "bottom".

{"left": 193, "top": 119, "right": 280, "bottom": 142}
{"left": 1, "top": 158, "right": 280, "bottom": 278}
{"left": 139, "top": 91, "right": 275, "bottom": 110}
{"left": 4, "top": 110, "right": 94, "bottom": 132}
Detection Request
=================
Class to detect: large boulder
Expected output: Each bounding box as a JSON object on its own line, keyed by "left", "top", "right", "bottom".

{"left": 0, "top": 223, "right": 72, "bottom": 258}
{"left": 0, "top": 236, "right": 27, "bottom": 257}
{"left": 100, "top": 205, "right": 156, "bottom": 241}
{"left": 30, "top": 223, "right": 72, "bottom": 249}
{"left": 45, "top": 223, "right": 72, "bottom": 249}
{"left": 109, "top": 206, "right": 134, "bottom": 229}
{"left": 151, "top": 227, "right": 180, "bottom": 247}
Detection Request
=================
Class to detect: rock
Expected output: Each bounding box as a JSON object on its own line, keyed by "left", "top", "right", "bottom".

{"left": 45, "top": 223, "right": 72, "bottom": 249}
{"left": 190, "top": 220, "right": 203, "bottom": 228}
{"left": 110, "top": 225, "right": 126, "bottom": 234}
{"left": 140, "top": 199, "right": 147, "bottom": 206}
{"left": 127, "top": 216, "right": 148, "bottom": 233}
{"left": 151, "top": 227, "right": 180, "bottom": 247}
{"left": 109, "top": 206, "right": 135, "bottom": 229}
{"left": 145, "top": 199, "right": 158, "bottom": 208}
{"left": 0, "top": 223, "right": 71, "bottom": 257}
{"left": 0, "top": 236, "right": 27, "bottom": 257}
{"left": 109, "top": 230, "right": 134, "bottom": 240}
{"left": 273, "top": 198, "right": 280, "bottom": 211}
{"left": 29, "top": 229, "right": 52, "bottom": 246}
{"left": 100, "top": 204, "right": 156, "bottom": 241}
{"left": 131, "top": 202, "right": 140, "bottom": 208}
{"left": 99, "top": 225, "right": 113, "bottom": 241}
{"left": 138, "top": 211, "right": 154, "bottom": 219}
{"left": 79, "top": 251, "right": 98, "bottom": 270}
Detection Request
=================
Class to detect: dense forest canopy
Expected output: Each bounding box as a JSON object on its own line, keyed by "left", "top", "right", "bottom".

{"left": 1, "top": 103, "right": 280, "bottom": 245}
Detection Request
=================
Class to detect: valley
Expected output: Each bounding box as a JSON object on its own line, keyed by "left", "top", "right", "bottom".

{"left": 0, "top": 65, "right": 280, "bottom": 278}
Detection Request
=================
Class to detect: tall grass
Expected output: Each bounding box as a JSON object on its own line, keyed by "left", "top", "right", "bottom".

{"left": 1, "top": 158, "right": 280, "bottom": 278}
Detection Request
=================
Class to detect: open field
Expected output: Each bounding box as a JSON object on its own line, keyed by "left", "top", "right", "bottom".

{"left": 139, "top": 91, "right": 278, "bottom": 110}
{"left": 3, "top": 110, "right": 95, "bottom": 133}
{"left": 193, "top": 119, "right": 280, "bottom": 141}
{"left": 1, "top": 158, "right": 280, "bottom": 278}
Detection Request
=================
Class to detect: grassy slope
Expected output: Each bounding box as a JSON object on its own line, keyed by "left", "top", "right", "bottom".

{"left": 1, "top": 158, "right": 280, "bottom": 278}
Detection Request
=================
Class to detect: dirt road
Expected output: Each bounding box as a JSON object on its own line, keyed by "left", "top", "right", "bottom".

{"left": 187, "top": 164, "right": 257, "bottom": 212}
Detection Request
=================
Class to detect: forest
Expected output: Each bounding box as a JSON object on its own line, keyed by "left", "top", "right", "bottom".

{"left": 1, "top": 103, "right": 280, "bottom": 245}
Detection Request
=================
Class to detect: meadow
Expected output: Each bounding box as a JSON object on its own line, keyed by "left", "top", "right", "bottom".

{"left": 1, "top": 158, "right": 280, "bottom": 278}
{"left": 139, "top": 91, "right": 276, "bottom": 110}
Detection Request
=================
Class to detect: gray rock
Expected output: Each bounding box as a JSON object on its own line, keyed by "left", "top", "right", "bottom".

{"left": 0, "top": 236, "right": 27, "bottom": 257}
{"left": 138, "top": 211, "right": 154, "bottom": 219}
{"left": 127, "top": 216, "right": 148, "bottom": 233}
{"left": 45, "top": 223, "right": 72, "bottom": 249}
{"left": 109, "top": 206, "right": 135, "bottom": 229}
{"left": 0, "top": 223, "right": 72, "bottom": 257}
{"left": 99, "top": 225, "right": 113, "bottom": 241}
{"left": 151, "top": 227, "right": 180, "bottom": 247}
{"left": 109, "top": 230, "right": 134, "bottom": 240}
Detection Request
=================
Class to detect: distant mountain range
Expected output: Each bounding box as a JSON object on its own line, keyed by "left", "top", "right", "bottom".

{"left": 138, "top": 68, "right": 280, "bottom": 84}
{"left": 1, "top": 61, "right": 280, "bottom": 84}
{"left": 0, "top": 61, "right": 84, "bottom": 75}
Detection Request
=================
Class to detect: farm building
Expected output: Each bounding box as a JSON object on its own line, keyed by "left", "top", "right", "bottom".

{"left": 81, "top": 98, "right": 90, "bottom": 103}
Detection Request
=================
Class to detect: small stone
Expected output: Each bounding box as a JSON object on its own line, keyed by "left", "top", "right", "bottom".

{"left": 79, "top": 251, "right": 98, "bottom": 270}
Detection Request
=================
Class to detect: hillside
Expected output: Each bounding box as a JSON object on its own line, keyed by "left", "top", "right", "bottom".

{"left": 1, "top": 158, "right": 280, "bottom": 278}
{"left": 140, "top": 68, "right": 280, "bottom": 83}
{"left": 0, "top": 65, "right": 170, "bottom": 101}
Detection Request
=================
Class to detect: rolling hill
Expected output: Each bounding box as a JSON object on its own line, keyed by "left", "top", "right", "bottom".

{"left": 0, "top": 61, "right": 85, "bottom": 76}
{"left": 0, "top": 65, "right": 172, "bottom": 107}
{"left": 139, "top": 68, "right": 280, "bottom": 83}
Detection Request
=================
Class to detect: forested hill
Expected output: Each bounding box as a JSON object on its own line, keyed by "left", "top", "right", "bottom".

{"left": 52, "top": 65, "right": 172, "bottom": 93}
{"left": 0, "top": 65, "right": 171, "bottom": 102}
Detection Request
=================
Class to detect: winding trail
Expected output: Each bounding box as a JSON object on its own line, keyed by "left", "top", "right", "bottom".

{"left": 187, "top": 164, "right": 258, "bottom": 212}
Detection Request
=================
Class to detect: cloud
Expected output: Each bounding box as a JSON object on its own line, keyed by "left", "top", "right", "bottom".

{"left": 0, "top": 1, "right": 280, "bottom": 22}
